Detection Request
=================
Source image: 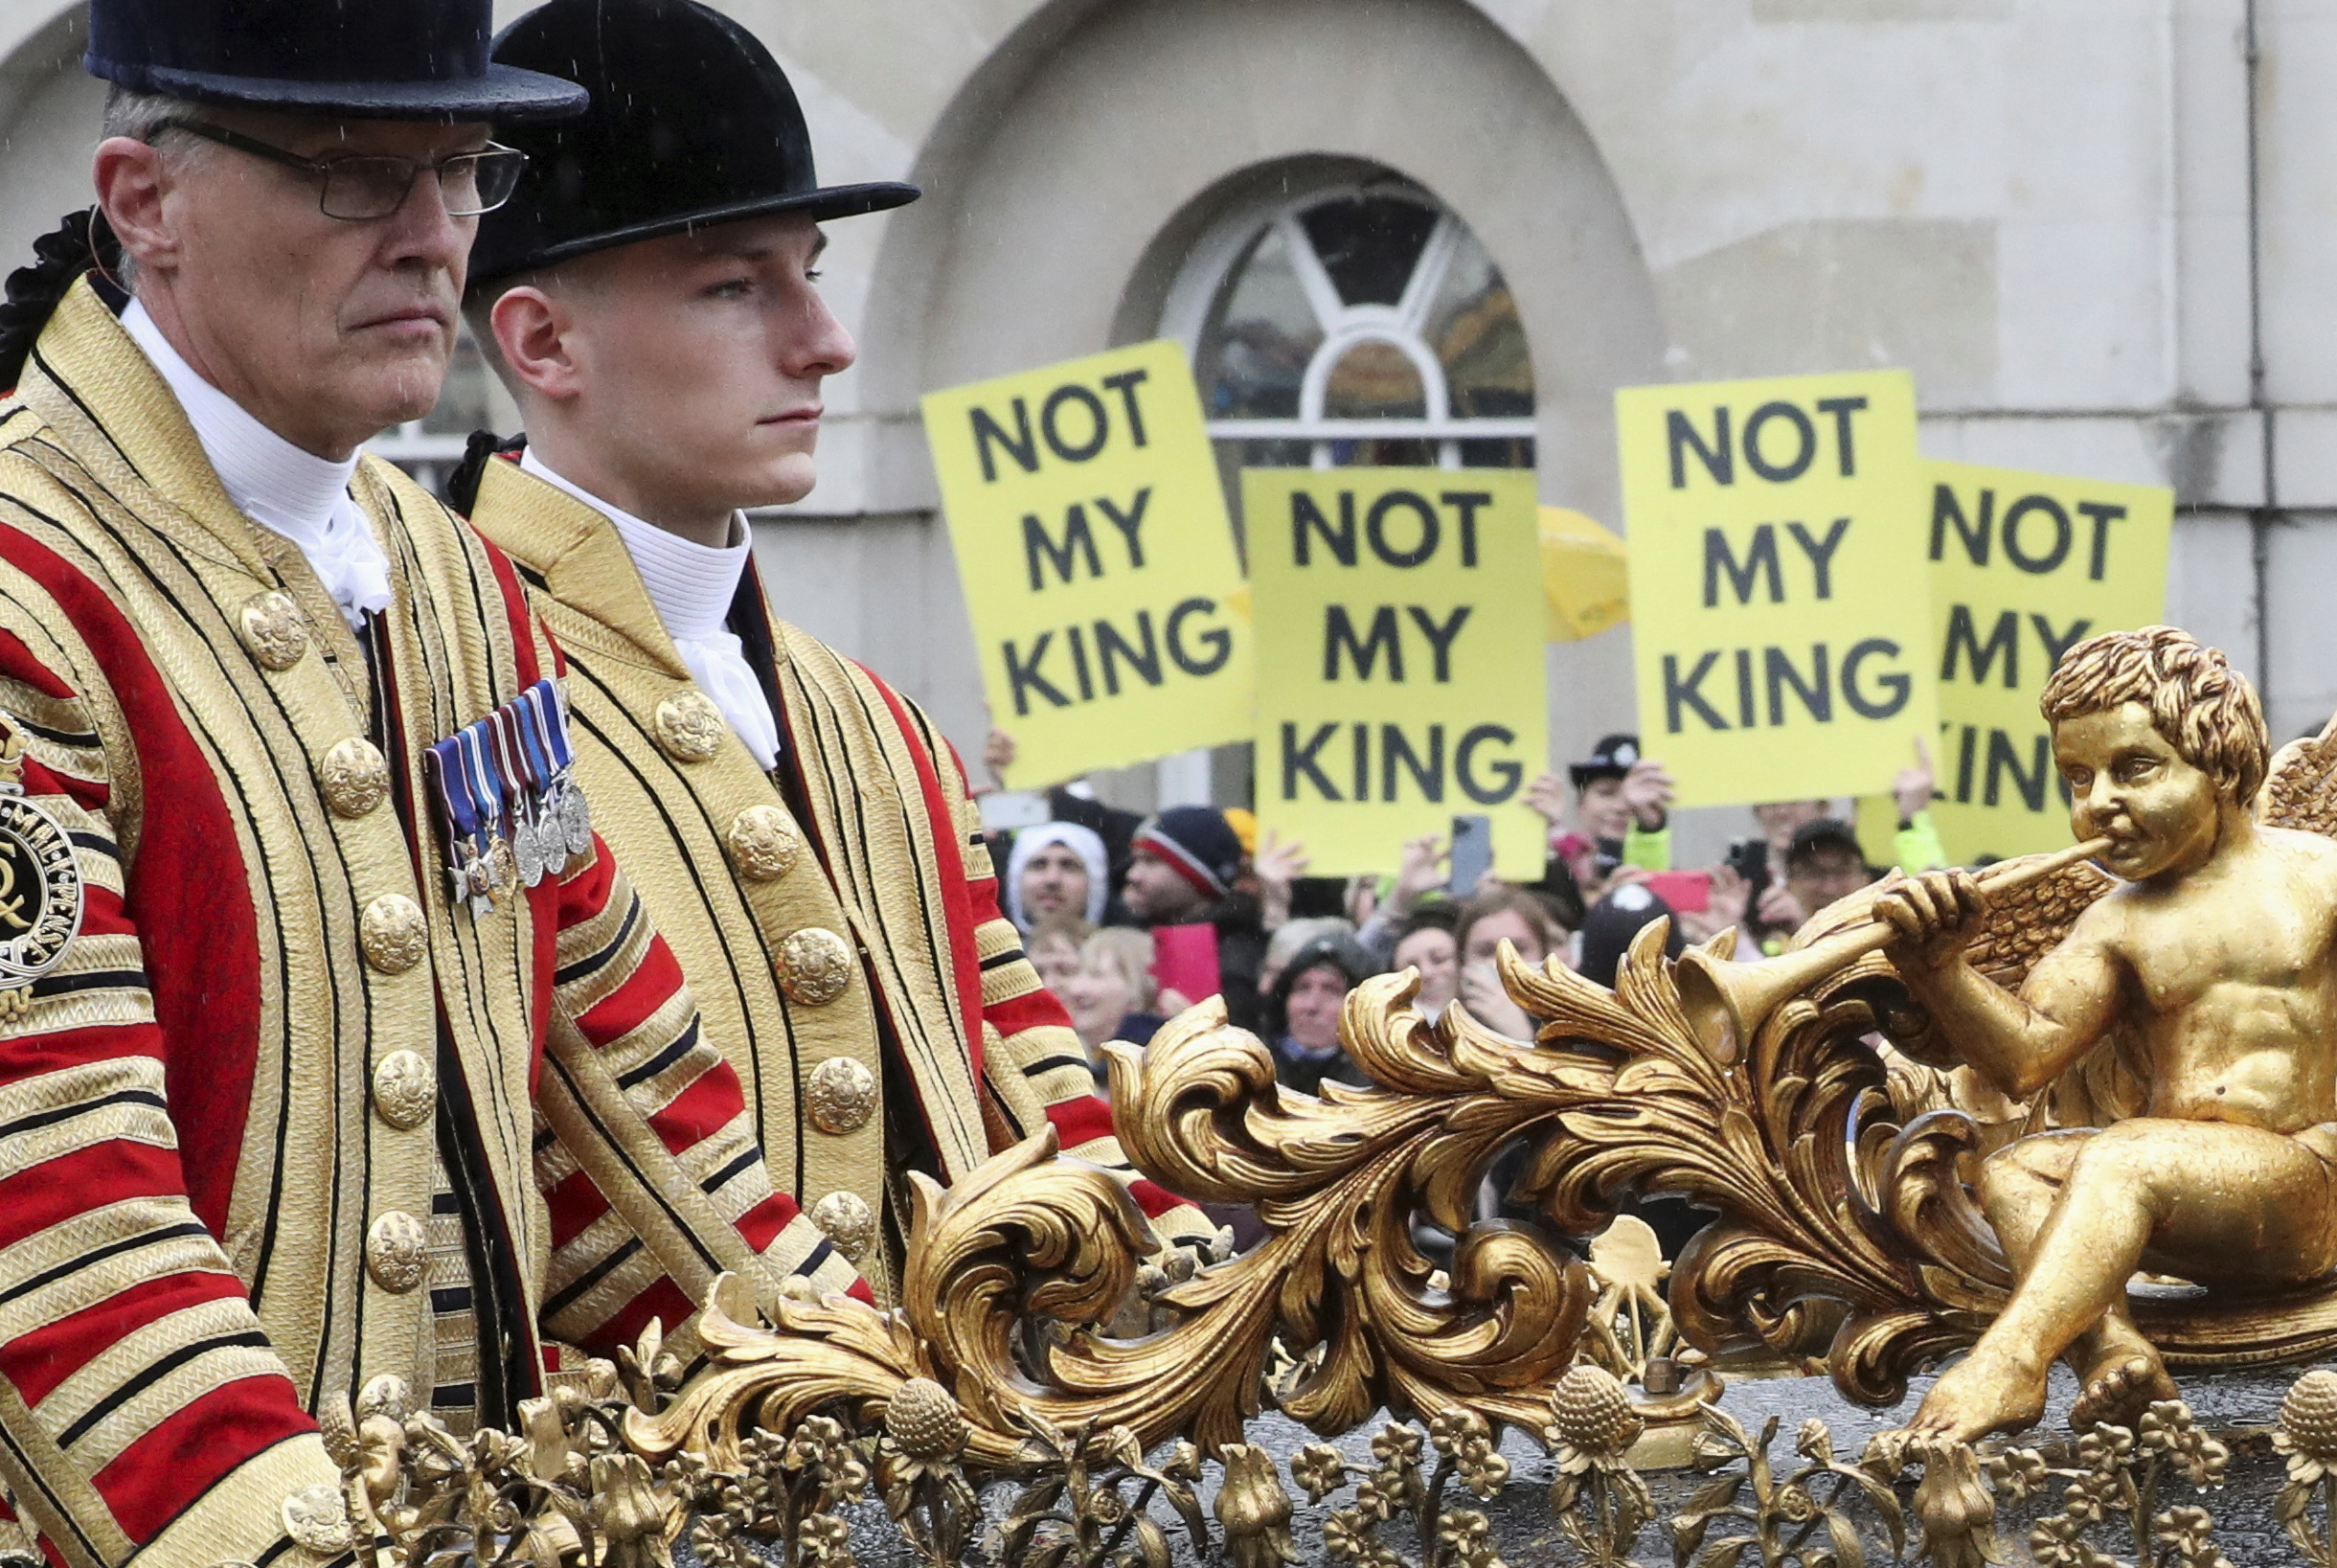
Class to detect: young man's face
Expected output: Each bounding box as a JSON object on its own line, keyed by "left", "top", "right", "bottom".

{"left": 509, "top": 213, "right": 852, "bottom": 515}
{"left": 1577, "top": 777, "right": 1631, "bottom": 840}
{"left": 2053, "top": 702, "right": 2225, "bottom": 882}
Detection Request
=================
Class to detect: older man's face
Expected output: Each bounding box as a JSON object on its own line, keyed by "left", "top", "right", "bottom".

{"left": 100, "top": 108, "right": 488, "bottom": 460}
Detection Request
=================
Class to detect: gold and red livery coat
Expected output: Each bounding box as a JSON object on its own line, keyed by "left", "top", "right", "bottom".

{"left": 465, "top": 457, "right": 1214, "bottom": 1304}
{"left": 0, "top": 281, "right": 850, "bottom": 1568}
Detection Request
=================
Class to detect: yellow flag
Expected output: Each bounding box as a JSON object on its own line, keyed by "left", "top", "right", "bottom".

{"left": 922, "top": 342, "right": 1253, "bottom": 787}
{"left": 1614, "top": 370, "right": 1937, "bottom": 808}
{"left": 1541, "top": 507, "right": 1629, "bottom": 642}
{"left": 1917, "top": 460, "right": 2172, "bottom": 861}
{"left": 1246, "top": 469, "right": 1548, "bottom": 880}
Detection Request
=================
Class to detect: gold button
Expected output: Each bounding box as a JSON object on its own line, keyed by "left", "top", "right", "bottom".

{"left": 366, "top": 1211, "right": 426, "bottom": 1293}
{"left": 777, "top": 927, "right": 853, "bottom": 1007}
{"left": 727, "top": 805, "right": 801, "bottom": 881}
{"left": 809, "top": 1190, "right": 875, "bottom": 1261}
{"left": 806, "top": 1057, "right": 877, "bottom": 1135}
{"left": 238, "top": 591, "right": 308, "bottom": 671}
{"left": 654, "top": 690, "right": 728, "bottom": 761}
{"left": 355, "top": 1373, "right": 412, "bottom": 1423}
{"left": 371, "top": 1049, "right": 435, "bottom": 1130}
{"left": 359, "top": 895, "right": 426, "bottom": 975}
{"left": 282, "top": 1483, "right": 353, "bottom": 1555}
{"left": 319, "top": 736, "right": 390, "bottom": 819}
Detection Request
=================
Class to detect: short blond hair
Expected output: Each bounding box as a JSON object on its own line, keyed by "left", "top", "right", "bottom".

{"left": 2039, "top": 625, "right": 2268, "bottom": 805}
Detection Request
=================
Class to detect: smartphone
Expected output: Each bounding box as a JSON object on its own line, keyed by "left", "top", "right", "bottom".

{"left": 1645, "top": 869, "right": 1713, "bottom": 914}
{"left": 1447, "top": 813, "right": 1494, "bottom": 895}
{"left": 977, "top": 790, "right": 1050, "bottom": 831}
{"left": 1151, "top": 923, "right": 1222, "bottom": 1003}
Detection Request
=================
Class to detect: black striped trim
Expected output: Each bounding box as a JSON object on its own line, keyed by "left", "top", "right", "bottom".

{"left": 699, "top": 1147, "right": 760, "bottom": 1195}
{"left": 28, "top": 968, "right": 147, "bottom": 999}
{"left": 0, "top": 1085, "right": 166, "bottom": 1143}
{"left": 540, "top": 1238, "right": 642, "bottom": 1322}
{"left": 614, "top": 1015, "right": 701, "bottom": 1090}
{"left": 0, "top": 1218, "right": 212, "bottom": 1309}
{"left": 1018, "top": 1055, "right": 1092, "bottom": 1079}
{"left": 555, "top": 895, "right": 640, "bottom": 987}
{"left": 56, "top": 1328, "right": 270, "bottom": 1448}
{"left": 978, "top": 947, "right": 1026, "bottom": 971}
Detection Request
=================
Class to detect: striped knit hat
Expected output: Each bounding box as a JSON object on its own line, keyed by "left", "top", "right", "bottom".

{"left": 1132, "top": 806, "right": 1245, "bottom": 900}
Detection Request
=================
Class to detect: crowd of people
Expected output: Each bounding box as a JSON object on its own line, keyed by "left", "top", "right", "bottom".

{"left": 983, "top": 730, "right": 1951, "bottom": 1098}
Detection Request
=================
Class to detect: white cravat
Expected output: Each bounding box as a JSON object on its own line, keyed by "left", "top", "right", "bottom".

{"left": 520, "top": 448, "right": 781, "bottom": 768}
{"left": 120, "top": 302, "right": 394, "bottom": 631}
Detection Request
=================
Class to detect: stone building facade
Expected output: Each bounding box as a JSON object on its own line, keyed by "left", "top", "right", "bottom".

{"left": 0, "top": 0, "right": 2324, "bottom": 854}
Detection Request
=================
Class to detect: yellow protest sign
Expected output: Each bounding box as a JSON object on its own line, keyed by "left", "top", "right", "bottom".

{"left": 1615, "top": 370, "right": 1937, "bottom": 807}
{"left": 923, "top": 341, "right": 1252, "bottom": 787}
{"left": 1541, "top": 507, "right": 1629, "bottom": 642}
{"left": 1245, "top": 469, "right": 1548, "bottom": 879}
{"left": 1917, "top": 460, "right": 2172, "bottom": 861}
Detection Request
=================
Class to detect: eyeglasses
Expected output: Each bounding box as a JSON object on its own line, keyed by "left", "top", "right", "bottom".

{"left": 145, "top": 120, "right": 528, "bottom": 222}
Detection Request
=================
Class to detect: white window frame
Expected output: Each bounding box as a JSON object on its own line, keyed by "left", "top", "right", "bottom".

{"left": 1162, "top": 181, "right": 1537, "bottom": 471}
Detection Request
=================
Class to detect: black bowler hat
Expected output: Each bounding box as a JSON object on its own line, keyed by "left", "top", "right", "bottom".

{"left": 85, "top": 0, "right": 588, "bottom": 123}
{"left": 469, "top": 0, "right": 919, "bottom": 286}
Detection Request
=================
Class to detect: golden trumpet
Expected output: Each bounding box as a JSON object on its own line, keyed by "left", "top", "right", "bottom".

{"left": 1671, "top": 836, "right": 2113, "bottom": 1065}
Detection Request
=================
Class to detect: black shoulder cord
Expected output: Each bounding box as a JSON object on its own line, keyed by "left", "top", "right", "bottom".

{"left": 444, "top": 429, "right": 527, "bottom": 516}
{"left": 0, "top": 209, "right": 125, "bottom": 396}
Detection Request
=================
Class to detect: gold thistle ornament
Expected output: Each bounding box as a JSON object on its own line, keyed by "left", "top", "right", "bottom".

{"left": 0, "top": 725, "right": 83, "bottom": 1024}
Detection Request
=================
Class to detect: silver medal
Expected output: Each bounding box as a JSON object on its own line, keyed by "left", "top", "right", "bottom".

{"left": 512, "top": 813, "right": 545, "bottom": 889}
{"left": 558, "top": 780, "right": 592, "bottom": 857}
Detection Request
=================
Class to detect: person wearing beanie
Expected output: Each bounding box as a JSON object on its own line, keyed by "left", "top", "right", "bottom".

{"left": 1265, "top": 933, "right": 1380, "bottom": 1097}
{"left": 453, "top": 0, "right": 1220, "bottom": 1302}
{"left": 1003, "top": 819, "right": 1111, "bottom": 932}
{"left": 1124, "top": 805, "right": 1272, "bottom": 1032}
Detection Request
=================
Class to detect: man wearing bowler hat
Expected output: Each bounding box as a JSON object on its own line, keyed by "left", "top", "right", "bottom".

{"left": 0, "top": 1, "right": 859, "bottom": 1557}
{"left": 455, "top": 0, "right": 1218, "bottom": 1302}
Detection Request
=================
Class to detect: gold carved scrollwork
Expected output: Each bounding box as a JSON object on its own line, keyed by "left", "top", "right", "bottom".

{"left": 628, "top": 984, "right": 1593, "bottom": 1470}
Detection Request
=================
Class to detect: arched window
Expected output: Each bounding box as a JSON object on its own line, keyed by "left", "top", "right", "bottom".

{"left": 1175, "top": 180, "right": 1534, "bottom": 473}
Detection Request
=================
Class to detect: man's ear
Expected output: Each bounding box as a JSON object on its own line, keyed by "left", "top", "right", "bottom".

{"left": 489, "top": 286, "right": 584, "bottom": 403}
{"left": 92, "top": 137, "right": 176, "bottom": 280}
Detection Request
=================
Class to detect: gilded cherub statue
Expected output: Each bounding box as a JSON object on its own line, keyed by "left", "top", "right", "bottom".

{"left": 1872, "top": 625, "right": 2337, "bottom": 1441}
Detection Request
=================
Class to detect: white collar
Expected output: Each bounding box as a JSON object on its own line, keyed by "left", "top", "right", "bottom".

{"left": 519, "top": 446, "right": 750, "bottom": 639}
{"left": 120, "top": 300, "right": 391, "bottom": 628}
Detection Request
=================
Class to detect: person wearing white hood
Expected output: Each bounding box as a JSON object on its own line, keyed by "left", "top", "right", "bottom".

{"left": 1005, "top": 820, "right": 1112, "bottom": 933}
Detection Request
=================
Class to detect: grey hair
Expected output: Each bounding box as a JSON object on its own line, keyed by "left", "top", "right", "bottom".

{"left": 100, "top": 85, "right": 220, "bottom": 152}
{"left": 97, "top": 88, "right": 216, "bottom": 289}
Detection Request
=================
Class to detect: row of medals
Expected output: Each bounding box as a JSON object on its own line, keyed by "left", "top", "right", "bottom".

{"left": 436, "top": 682, "right": 592, "bottom": 916}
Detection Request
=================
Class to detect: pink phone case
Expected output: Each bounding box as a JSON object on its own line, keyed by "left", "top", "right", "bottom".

{"left": 1151, "top": 923, "right": 1223, "bottom": 1003}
